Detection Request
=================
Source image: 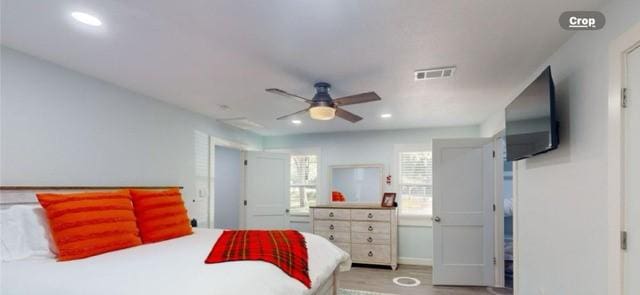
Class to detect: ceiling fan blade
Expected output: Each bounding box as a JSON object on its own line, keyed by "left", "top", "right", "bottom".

{"left": 266, "top": 88, "right": 312, "bottom": 104}
{"left": 333, "top": 92, "right": 381, "bottom": 106}
{"left": 334, "top": 107, "right": 363, "bottom": 123}
{"left": 276, "top": 108, "right": 309, "bottom": 120}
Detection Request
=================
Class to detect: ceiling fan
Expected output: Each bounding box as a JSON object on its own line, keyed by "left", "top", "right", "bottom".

{"left": 266, "top": 82, "right": 381, "bottom": 123}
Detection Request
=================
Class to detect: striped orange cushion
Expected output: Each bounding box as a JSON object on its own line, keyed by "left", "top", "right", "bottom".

{"left": 36, "top": 190, "right": 142, "bottom": 261}
{"left": 129, "top": 188, "right": 192, "bottom": 243}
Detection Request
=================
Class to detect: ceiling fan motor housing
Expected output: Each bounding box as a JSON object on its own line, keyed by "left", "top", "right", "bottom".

{"left": 312, "top": 82, "right": 333, "bottom": 105}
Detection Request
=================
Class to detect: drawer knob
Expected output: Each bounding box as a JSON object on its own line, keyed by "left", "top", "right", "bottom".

{"left": 329, "top": 212, "right": 334, "bottom": 217}
{"left": 367, "top": 237, "right": 373, "bottom": 243}
{"left": 368, "top": 213, "right": 373, "bottom": 218}
{"left": 368, "top": 251, "right": 373, "bottom": 257}
{"left": 329, "top": 235, "right": 334, "bottom": 241}
{"left": 368, "top": 226, "right": 373, "bottom": 232}
{"left": 329, "top": 224, "right": 334, "bottom": 230}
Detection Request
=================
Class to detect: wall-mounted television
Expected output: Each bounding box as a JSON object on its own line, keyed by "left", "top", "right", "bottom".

{"left": 505, "top": 66, "right": 559, "bottom": 161}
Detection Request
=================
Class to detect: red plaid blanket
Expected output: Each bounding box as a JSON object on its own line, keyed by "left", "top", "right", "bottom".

{"left": 205, "top": 230, "right": 311, "bottom": 288}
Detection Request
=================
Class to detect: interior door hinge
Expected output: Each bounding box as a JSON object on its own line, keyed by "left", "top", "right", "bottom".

{"left": 492, "top": 150, "right": 496, "bottom": 158}
{"left": 621, "top": 231, "right": 628, "bottom": 250}
{"left": 622, "top": 88, "right": 628, "bottom": 108}
{"left": 243, "top": 200, "right": 247, "bottom": 206}
{"left": 492, "top": 204, "right": 496, "bottom": 212}
{"left": 244, "top": 160, "right": 248, "bottom": 166}
{"left": 493, "top": 257, "right": 497, "bottom": 265}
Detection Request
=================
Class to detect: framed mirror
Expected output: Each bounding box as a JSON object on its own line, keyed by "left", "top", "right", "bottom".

{"left": 329, "top": 164, "right": 384, "bottom": 203}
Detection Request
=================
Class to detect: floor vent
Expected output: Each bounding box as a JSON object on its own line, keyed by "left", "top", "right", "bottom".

{"left": 414, "top": 66, "right": 456, "bottom": 81}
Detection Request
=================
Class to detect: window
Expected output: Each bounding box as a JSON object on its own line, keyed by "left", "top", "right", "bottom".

{"left": 398, "top": 150, "right": 433, "bottom": 216}
{"left": 290, "top": 154, "right": 318, "bottom": 214}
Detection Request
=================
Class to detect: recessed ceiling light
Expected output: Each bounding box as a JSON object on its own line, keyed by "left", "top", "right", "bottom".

{"left": 291, "top": 119, "right": 302, "bottom": 125}
{"left": 71, "top": 12, "right": 102, "bottom": 26}
{"left": 381, "top": 113, "right": 392, "bottom": 118}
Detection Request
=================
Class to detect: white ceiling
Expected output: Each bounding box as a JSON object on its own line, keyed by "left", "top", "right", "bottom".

{"left": 1, "top": 0, "right": 606, "bottom": 135}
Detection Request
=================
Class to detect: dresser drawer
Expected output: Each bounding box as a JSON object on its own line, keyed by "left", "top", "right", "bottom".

{"left": 315, "top": 231, "right": 351, "bottom": 243}
{"left": 334, "top": 242, "right": 351, "bottom": 254}
{"left": 351, "top": 221, "right": 391, "bottom": 234}
{"left": 352, "top": 244, "right": 391, "bottom": 264}
{"left": 314, "top": 208, "right": 350, "bottom": 220}
{"left": 314, "top": 220, "right": 350, "bottom": 232}
{"left": 350, "top": 209, "right": 391, "bottom": 222}
{"left": 351, "top": 232, "right": 390, "bottom": 245}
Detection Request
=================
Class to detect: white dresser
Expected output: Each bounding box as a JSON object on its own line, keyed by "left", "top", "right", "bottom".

{"left": 310, "top": 204, "right": 398, "bottom": 270}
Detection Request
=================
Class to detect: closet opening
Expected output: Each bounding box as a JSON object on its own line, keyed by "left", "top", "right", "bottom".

{"left": 209, "top": 138, "right": 250, "bottom": 230}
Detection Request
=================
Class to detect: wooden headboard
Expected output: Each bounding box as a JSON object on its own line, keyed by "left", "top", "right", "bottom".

{"left": 0, "top": 186, "right": 183, "bottom": 205}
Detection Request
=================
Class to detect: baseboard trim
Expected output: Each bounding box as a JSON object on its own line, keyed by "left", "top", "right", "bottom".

{"left": 398, "top": 257, "right": 432, "bottom": 266}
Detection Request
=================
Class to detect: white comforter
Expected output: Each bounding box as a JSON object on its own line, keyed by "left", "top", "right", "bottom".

{"left": 0, "top": 228, "right": 351, "bottom": 295}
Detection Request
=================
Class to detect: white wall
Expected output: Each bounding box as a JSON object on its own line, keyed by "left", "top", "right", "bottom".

{"left": 480, "top": 1, "right": 640, "bottom": 293}
{"left": 264, "top": 126, "right": 480, "bottom": 263}
{"left": 0, "top": 47, "right": 262, "bottom": 224}
{"left": 480, "top": 111, "right": 506, "bottom": 138}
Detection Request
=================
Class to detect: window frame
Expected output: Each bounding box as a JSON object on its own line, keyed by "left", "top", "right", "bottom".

{"left": 289, "top": 184, "right": 317, "bottom": 215}
{"left": 393, "top": 144, "right": 433, "bottom": 226}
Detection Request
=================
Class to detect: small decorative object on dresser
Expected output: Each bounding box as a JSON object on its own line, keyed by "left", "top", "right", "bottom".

{"left": 381, "top": 193, "right": 396, "bottom": 207}
{"left": 310, "top": 203, "right": 398, "bottom": 270}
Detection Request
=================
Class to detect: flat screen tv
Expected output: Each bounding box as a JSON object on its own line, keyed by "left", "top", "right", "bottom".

{"left": 505, "top": 66, "right": 559, "bottom": 161}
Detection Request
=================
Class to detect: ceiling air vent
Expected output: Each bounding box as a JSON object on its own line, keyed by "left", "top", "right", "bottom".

{"left": 218, "top": 118, "right": 264, "bottom": 131}
{"left": 414, "top": 66, "right": 456, "bottom": 81}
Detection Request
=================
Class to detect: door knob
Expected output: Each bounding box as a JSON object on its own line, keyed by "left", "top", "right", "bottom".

{"left": 285, "top": 208, "right": 290, "bottom": 214}
{"left": 329, "top": 212, "right": 334, "bottom": 217}
{"left": 368, "top": 226, "right": 374, "bottom": 231}
{"left": 329, "top": 235, "right": 334, "bottom": 241}
{"left": 368, "top": 213, "right": 374, "bottom": 218}
{"left": 433, "top": 216, "right": 441, "bottom": 222}
{"left": 329, "top": 224, "right": 334, "bottom": 230}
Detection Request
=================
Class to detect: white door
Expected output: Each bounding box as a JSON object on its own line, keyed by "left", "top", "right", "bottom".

{"left": 245, "top": 151, "right": 290, "bottom": 229}
{"left": 433, "top": 138, "right": 495, "bottom": 286}
{"left": 624, "top": 45, "right": 640, "bottom": 295}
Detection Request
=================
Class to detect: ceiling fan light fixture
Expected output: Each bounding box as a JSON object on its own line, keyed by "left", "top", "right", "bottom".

{"left": 309, "top": 106, "right": 335, "bottom": 120}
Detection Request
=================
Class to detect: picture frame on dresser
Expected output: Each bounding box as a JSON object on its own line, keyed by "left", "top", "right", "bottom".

{"left": 381, "top": 193, "right": 396, "bottom": 208}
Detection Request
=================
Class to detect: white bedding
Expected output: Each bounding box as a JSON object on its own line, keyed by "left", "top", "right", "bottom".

{"left": 1, "top": 228, "right": 351, "bottom": 295}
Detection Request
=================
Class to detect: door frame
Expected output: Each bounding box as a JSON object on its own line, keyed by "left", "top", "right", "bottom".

{"left": 607, "top": 21, "right": 640, "bottom": 295}
{"left": 492, "top": 132, "right": 506, "bottom": 288}
{"left": 491, "top": 131, "right": 519, "bottom": 290}
{"left": 209, "top": 137, "right": 253, "bottom": 229}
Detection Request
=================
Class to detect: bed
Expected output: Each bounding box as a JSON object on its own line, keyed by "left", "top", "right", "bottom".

{"left": 0, "top": 187, "right": 352, "bottom": 295}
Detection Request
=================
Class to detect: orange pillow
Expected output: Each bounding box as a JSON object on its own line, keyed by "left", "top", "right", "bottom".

{"left": 129, "top": 188, "right": 192, "bottom": 243}
{"left": 37, "top": 190, "right": 142, "bottom": 261}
